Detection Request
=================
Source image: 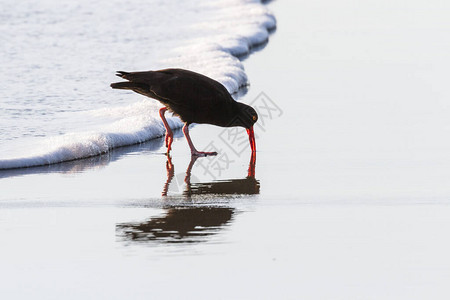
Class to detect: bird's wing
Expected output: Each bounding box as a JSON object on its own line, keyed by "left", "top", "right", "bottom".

{"left": 114, "top": 69, "right": 234, "bottom": 107}
{"left": 150, "top": 69, "right": 234, "bottom": 106}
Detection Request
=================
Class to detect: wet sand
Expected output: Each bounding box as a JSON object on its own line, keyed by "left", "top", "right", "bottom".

{"left": 3, "top": 0, "right": 450, "bottom": 299}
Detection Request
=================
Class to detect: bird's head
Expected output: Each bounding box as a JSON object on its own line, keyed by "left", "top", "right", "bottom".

{"left": 231, "top": 102, "right": 258, "bottom": 153}
{"left": 233, "top": 102, "right": 258, "bottom": 129}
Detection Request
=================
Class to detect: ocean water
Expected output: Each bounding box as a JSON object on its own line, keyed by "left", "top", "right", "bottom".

{"left": 0, "top": 0, "right": 275, "bottom": 169}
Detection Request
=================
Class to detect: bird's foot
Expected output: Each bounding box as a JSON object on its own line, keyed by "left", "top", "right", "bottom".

{"left": 191, "top": 151, "right": 218, "bottom": 157}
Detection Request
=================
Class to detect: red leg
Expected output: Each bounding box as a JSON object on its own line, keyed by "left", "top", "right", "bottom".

{"left": 246, "top": 126, "right": 256, "bottom": 153}
{"left": 248, "top": 151, "right": 256, "bottom": 178}
{"left": 159, "top": 107, "right": 173, "bottom": 152}
{"left": 182, "top": 124, "right": 217, "bottom": 157}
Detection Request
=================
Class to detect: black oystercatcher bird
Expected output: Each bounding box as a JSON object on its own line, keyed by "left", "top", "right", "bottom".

{"left": 110, "top": 68, "right": 258, "bottom": 156}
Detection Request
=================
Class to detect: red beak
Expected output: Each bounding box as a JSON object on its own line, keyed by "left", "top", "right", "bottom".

{"left": 246, "top": 127, "right": 256, "bottom": 152}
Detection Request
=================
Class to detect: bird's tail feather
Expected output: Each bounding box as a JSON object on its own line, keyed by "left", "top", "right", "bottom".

{"left": 110, "top": 81, "right": 154, "bottom": 99}
{"left": 115, "top": 71, "right": 130, "bottom": 78}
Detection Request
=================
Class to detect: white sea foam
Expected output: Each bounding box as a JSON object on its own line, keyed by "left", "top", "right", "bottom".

{"left": 163, "top": 1, "right": 276, "bottom": 92}
{"left": 0, "top": 101, "right": 182, "bottom": 169}
{"left": 0, "top": 0, "right": 275, "bottom": 169}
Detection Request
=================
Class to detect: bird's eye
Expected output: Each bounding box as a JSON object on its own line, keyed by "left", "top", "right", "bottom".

{"left": 252, "top": 115, "right": 257, "bottom": 121}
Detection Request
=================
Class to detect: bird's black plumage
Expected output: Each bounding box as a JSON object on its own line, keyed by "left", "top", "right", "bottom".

{"left": 111, "top": 68, "right": 258, "bottom": 156}
{"left": 111, "top": 68, "right": 257, "bottom": 127}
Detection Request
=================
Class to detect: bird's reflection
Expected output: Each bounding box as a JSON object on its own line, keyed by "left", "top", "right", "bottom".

{"left": 163, "top": 152, "right": 258, "bottom": 197}
{"left": 117, "top": 152, "right": 259, "bottom": 244}
{"left": 117, "top": 206, "right": 234, "bottom": 244}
